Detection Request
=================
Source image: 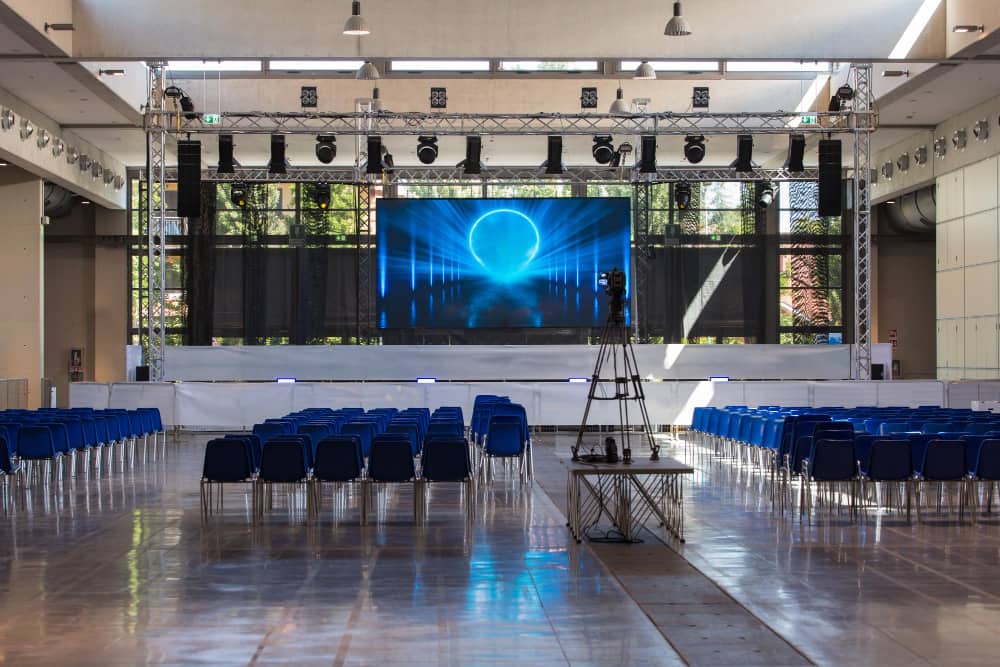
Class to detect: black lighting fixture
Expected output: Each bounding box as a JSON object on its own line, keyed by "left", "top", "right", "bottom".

{"left": 217, "top": 134, "right": 235, "bottom": 173}
{"left": 828, "top": 84, "right": 855, "bottom": 112}
{"left": 731, "top": 134, "right": 754, "bottom": 171}
{"left": 544, "top": 136, "right": 564, "bottom": 175}
{"left": 315, "top": 135, "right": 337, "bottom": 164}
{"left": 683, "top": 135, "right": 705, "bottom": 164}
{"left": 785, "top": 134, "right": 806, "bottom": 172}
{"left": 640, "top": 136, "right": 657, "bottom": 173}
{"left": 692, "top": 86, "right": 710, "bottom": 109}
{"left": 313, "top": 182, "right": 331, "bottom": 210}
{"left": 613, "top": 141, "right": 633, "bottom": 168}
{"left": 381, "top": 144, "right": 395, "bottom": 173}
{"left": 430, "top": 87, "right": 448, "bottom": 109}
{"left": 953, "top": 24, "right": 985, "bottom": 33}
{"left": 674, "top": 182, "right": 692, "bottom": 210}
{"left": 268, "top": 134, "right": 287, "bottom": 174}
{"left": 164, "top": 85, "right": 198, "bottom": 120}
{"left": 580, "top": 87, "right": 599, "bottom": 109}
{"left": 230, "top": 183, "right": 248, "bottom": 208}
{"left": 366, "top": 136, "right": 383, "bottom": 174}
{"left": 460, "top": 136, "right": 482, "bottom": 175}
{"left": 300, "top": 86, "right": 318, "bottom": 108}
{"left": 417, "top": 136, "right": 439, "bottom": 164}
{"left": 592, "top": 135, "right": 616, "bottom": 165}
{"left": 757, "top": 182, "right": 775, "bottom": 209}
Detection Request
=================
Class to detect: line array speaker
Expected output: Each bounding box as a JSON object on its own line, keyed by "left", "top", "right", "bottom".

{"left": 818, "top": 139, "right": 843, "bottom": 217}
{"left": 176, "top": 140, "right": 201, "bottom": 218}
{"left": 640, "top": 136, "right": 657, "bottom": 173}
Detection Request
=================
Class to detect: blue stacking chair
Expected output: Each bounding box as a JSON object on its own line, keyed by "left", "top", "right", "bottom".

{"left": 267, "top": 434, "right": 314, "bottom": 470}
{"left": 861, "top": 439, "right": 913, "bottom": 520}
{"left": 201, "top": 438, "right": 255, "bottom": 519}
{"left": 311, "top": 435, "right": 366, "bottom": 522}
{"left": 224, "top": 434, "right": 262, "bottom": 473}
{"left": 800, "top": 438, "right": 857, "bottom": 519}
{"left": 420, "top": 437, "right": 474, "bottom": 523}
{"left": 481, "top": 414, "right": 528, "bottom": 483}
{"left": 972, "top": 439, "right": 1000, "bottom": 514}
{"left": 18, "top": 425, "right": 60, "bottom": 482}
{"left": 368, "top": 435, "right": 418, "bottom": 523}
{"left": 257, "top": 439, "right": 312, "bottom": 520}
{"left": 387, "top": 421, "right": 421, "bottom": 455}
{"left": 916, "top": 440, "right": 969, "bottom": 521}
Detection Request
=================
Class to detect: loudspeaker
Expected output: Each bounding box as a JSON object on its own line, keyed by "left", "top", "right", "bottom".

{"left": 268, "top": 134, "right": 286, "bottom": 174}
{"left": 640, "top": 135, "right": 657, "bottom": 173}
{"left": 217, "top": 135, "right": 235, "bottom": 174}
{"left": 135, "top": 365, "right": 150, "bottom": 382}
{"left": 818, "top": 139, "right": 843, "bottom": 217}
{"left": 785, "top": 134, "right": 805, "bottom": 172}
{"left": 176, "top": 140, "right": 201, "bottom": 218}
{"left": 463, "top": 136, "right": 482, "bottom": 175}
{"left": 732, "top": 134, "right": 753, "bottom": 171}
{"left": 871, "top": 363, "right": 885, "bottom": 381}
{"left": 367, "top": 136, "right": 383, "bottom": 174}
{"left": 545, "top": 136, "right": 564, "bottom": 174}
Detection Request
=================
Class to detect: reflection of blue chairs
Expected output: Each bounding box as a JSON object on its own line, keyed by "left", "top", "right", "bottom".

{"left": 257, "top": 439, "right": 312, "bottom": 520}
{"left": 312, "top": 435, "right": 366, "bottom": 523}
{"left": 481, "top": 415, "right": 528, "bottom": 484}
{"left": 861, "top": 439, "right": 913, "bottom": 520}
{"left": 201, "top": 438, "right": 255, "bottom": 519}
{"left": 369, "top": 436, "right": 418, "bottom": 523}
{"left": 421, "top": 438, "right": 474, "bottom": 523}
{"left": 799, "top": 439, "right": 857, "bottom": 519}
{"left": 916, "top": 440, "right": 969, "bottom": 521}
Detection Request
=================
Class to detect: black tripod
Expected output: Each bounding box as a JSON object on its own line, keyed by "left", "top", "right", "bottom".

{"left": 573, "top": 276, "right": 660, "bottom": 463}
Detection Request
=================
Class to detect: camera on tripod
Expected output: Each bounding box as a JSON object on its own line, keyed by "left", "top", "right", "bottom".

{"left": 598, "top": 268, "right": 626, "bottom": 298}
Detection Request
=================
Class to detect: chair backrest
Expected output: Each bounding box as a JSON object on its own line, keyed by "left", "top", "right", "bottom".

{"left": 224, "top": 434, "right": 262, "bottom": 471}
{"left": 313, "top": 435, "right": 364, "bottom": 482}
{"left": 258, "top": 441, "right": 308, "bottom": 483}
{"left": 17, "top": 425, "right": 55, "bottom": 459}
{"left": 341, "top": 422, "right": 376, "bottom": 457}
{"left": 39, "top": 422, "right": 70, "bottom": 454}
{"left": 267, "top": 435, "right": 313, "bottom": 469}
{"left": 867, "top": 439, "right": 912, "bottom": 481}
{"left": 921, "top": 440, "right": 966, "bottom": 480}
{"left": 485, "top": 415, "right": 524, "bottom": 457}
{"left": 0, "top": 423, "right": 17, "bottom": 457}
{"left": 807, "top": 439, "right": 856, "bottom": 481}
{"left": 974, "top": 439, "right": 1000, "bottom": 480}
{"left": 368, "top": 438, "right": 415, "bottom": 482}
{"left": 421, "top": 438, "right": 471, "bottom": 482}
{"left": 202, "top": 438, "right": 253, "bottom": 482}
{"left": 253, "top": 422, "right": 291, "bottom": 443}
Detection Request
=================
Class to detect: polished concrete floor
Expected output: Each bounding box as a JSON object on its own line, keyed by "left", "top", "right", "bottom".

{"left": 1, "top": 433, "right": 998, "bottom": 666}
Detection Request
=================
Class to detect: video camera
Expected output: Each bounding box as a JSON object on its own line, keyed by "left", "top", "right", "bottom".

{"left": 598, "top": 267, "right": 627, "bottom": 322}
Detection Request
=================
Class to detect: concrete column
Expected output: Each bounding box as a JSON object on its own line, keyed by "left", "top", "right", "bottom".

{"left": 94, "top": 207, "right": 128, "bottom": 383}
{"left": 0, "top": 168, "right": 44, "bottom": 408}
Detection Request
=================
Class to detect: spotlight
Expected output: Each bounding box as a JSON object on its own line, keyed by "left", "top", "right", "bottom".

{"left": 664, "top": 1, "right": 692, "bottom": 36}
{"left": 315, "top": 135, "right": 337, "bottom": 164}
{"left": 633, "top": 61, "right": 656, "bottom": 80}
{"left": 381, "top": 145, "right": 395, "bottom": 173}
{"left": 459, "top": 136, "right": 482, "bottom": 175}
{"left": 613, "top": 141, "right": 633, "bottom": 168}
{"left": 98, "top": 68, "right": 126, "bottom": 77}
{"left": 974, "top": 119, "right": 990, "bottom": 141}
{"left": 36, "top": 129, "right": 50, "bottom": 149}
{"left": 366, "top": 136, "right": 383, "bottom": 174}
{"left": 313, "top": 182, "right": 331, "bottom": 209}
{"left": 300, "top": 86, "right": 318, "bottom": 108}
{"left": 785, "top": 134, "right": 805, "bottom": 172}
{"left": 543, "top": 136, "right": 565, "bottom": 175}
{"left": 179, "top": 94, "right": 197, "bottom": 120}
{"left": 829, "top": 84, "right": 855, "bottom": 112}
{"left": 592, "top": 136, "right": 615, "bottom": 165}
{"left": 230, "top": 183, "right": 248, "bottom": 208}
{"left": 953, "top": 128, "right": 968, "bottom": 150}
{"left": 343, "top": 0, "right": 371, "bottom": 35}
{"left": 268, "top": 135, "right": 287, "bottom": 174}
{"left": 417, "top": 136, "right": 439, "bottom": 164}
{"left": 370, "top": 87, "right": 384, "bottom": 112}
{"left": 0, "top": 108, "right": 13, "bottom": 130}
{"left": 430, "top": 87, "right": 448, "bottom": 109}
{"left": 640, "top": 136, "right": 657, "bottom": 173}
{"left": 674, "top": 182, "right": 692, "bottom": 210}
{"left": 609, "top": 86, "right": 630, "bottom": 114}
{"left": 683, "top": 135, "right": 705, "bottom": 164}
{"left": 218, "top": 134, "right": 235, "bottom": 173}
{"left": 757, "top": 182, "right": 775, "bottom": 209}
{"left": 933, "top": 136, "right": 947, "bottom": 158}
{"left": 953, "top": 24, "right": 984, "bottom": 33}
{"left": 18, "top": 118, "right": 33, "bottom": 140}
{"left": 731, "top": 134, "right": 753, "bottom": 171}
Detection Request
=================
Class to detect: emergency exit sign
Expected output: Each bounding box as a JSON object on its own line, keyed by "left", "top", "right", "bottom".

{"left": 202, "top": 113, "right": 222, "bottom": 125}
{"left": 799, "top": 114, "right": 819, "bottom": 126}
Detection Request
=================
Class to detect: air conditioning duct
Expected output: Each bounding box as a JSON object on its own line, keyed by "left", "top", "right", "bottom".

{"left": 880, "top": 185, "right": 935, "bottom": 234}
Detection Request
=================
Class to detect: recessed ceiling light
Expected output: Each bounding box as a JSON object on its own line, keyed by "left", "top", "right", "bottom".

{"left": 0, "top": 160, "right": 7, "bottom": 167}
{"left": 953, "top": 24, "right": 984, "bottom": 33}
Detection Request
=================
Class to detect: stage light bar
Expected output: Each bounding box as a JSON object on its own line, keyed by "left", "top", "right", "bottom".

{"left": 166, "top": 60, "right": 262, "bottom": 72}
{"left": 709, "top": 376, "right": 730, "bottom": 382}
{"left": 416, "top": 378, "right": 437, "bottom": 384}
{"left": 568, "top": 378, "right": 589, "bottom": 384}
{"left": 276, "top": 377, "right": 297, "bottom": 384}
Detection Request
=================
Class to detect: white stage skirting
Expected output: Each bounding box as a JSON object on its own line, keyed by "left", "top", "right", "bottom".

{"left": 70, "top": 379, "right": 948, "bottom": 430}
{"left": 163, "top": 343, "right": 892, "bottom": 382}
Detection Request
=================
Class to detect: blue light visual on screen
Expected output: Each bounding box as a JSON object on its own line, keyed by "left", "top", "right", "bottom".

{"left": 377, "top": 197, "right": 630, "bottom": 329}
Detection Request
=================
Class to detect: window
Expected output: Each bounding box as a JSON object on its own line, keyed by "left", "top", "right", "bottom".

{"left": 499, "top": 60, "right": 599, "bottom": 72}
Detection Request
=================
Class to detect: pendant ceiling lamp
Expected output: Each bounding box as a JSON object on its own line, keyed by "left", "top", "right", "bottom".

{"left": 664, "top": 1, "right": 692, "bottom": 36}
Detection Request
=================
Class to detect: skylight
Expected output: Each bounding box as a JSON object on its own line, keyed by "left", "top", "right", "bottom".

{"left": 270, "top": 60, "right": 365, "bottom": 72}
{"left": 727, "top": 61, "right": 831, "bottom": 73}
{"left": 619, "top": 60, "right": 719, "bottom": 73}
{"left": 390, "top": 60, "right": 491, "bottom": 72}
{"left": 889, "top": 0, "right": 944, "bottom": 59}
{"left": 166, "top": 60, "right": 262, "bottom": 72}
{"left": 499, "top": 60, "right": 600, "bottom": 72}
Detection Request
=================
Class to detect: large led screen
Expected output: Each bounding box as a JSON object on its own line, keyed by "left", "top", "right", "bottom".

{"left": 377, "top": 198, "right": 631, "bottom": 328}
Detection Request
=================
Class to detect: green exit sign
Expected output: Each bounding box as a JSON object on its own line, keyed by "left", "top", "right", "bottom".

{"left": 202, "top": 113, "right": 222, "bottom": 125}
{"left": 800, "top": 114, "right": 819, "bottom": 126}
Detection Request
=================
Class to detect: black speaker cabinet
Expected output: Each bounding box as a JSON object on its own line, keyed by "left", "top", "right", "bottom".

{"left": 176, "top": 140, "right": 202, "bottom": 218}
{"left": 871, "top": 363, "right": 885, "bottom": 381}
{"left": 818, "top": 139, "right": 843, "bottom": 217}
{"left": 135, "top": 365, "right": 151, "bottom": 382}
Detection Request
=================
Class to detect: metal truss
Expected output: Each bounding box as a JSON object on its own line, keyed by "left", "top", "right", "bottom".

{"left": 851, "top": 64, "right": 874, "bottom": 380}
{"left": 152, "top": 110, "right": 863, "bottom": 137}
{"left": 145, "top": 63, "right": 167, "bottom": 381}
{"left": 633, "top": 181, "right": 653, "bottom": 342}
{"left": 164, "top": 165, "right": 821, "bottom": 185}
{"left": 355, "top": 183, "right": 374, "bottom": 341}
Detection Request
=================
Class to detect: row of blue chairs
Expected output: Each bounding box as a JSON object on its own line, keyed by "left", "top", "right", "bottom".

{"left": 690, "top": 406, "right": 1000, "bottom": 521}
{"left": 0, "top": 407, "right": 164, "bottom": 500}
{"left": 471, "top": 395, "right": 532, "bottom": 482}
{"left": 203, "top": 406, "right": 476, "bottom": 523}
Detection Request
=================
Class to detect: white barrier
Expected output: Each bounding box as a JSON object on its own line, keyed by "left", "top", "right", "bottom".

{"left": 163, "top": 344, "right": 879, "bottom": 382}
{"left": 71, "top": 379, "right": 947, "bottom": 430}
